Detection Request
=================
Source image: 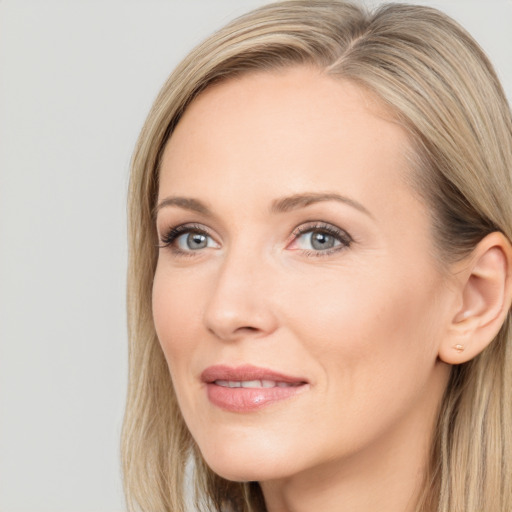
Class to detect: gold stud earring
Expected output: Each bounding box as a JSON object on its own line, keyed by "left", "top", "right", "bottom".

{"left": 454, "top": 344, "right": 464, "bottom": 353}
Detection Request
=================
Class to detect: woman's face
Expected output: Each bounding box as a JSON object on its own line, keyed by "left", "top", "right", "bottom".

{"left": 153, "top": 67, "right": 453, "bottom": 483}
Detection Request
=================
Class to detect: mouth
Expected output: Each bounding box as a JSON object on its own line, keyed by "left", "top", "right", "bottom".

{"left": 213, "top": 379, "right": 303, "bottom": 388}
{"left": 201, "top": 365, "right": 308, "bottom": 412}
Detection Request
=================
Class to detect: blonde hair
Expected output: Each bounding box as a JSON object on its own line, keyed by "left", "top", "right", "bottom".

{"left": 122, "top": 2, "right": 512, "bottom": 511}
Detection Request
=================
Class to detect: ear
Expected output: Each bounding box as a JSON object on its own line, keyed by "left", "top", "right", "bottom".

{"left": 439, "top": 232, "right": 512, "bottom": 365}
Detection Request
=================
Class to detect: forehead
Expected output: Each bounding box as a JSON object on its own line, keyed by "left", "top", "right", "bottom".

{"left": 159, "top": 66, "right": 415, "bottom": 215}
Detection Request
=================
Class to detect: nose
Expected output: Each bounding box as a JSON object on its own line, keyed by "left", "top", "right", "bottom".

{"left": 203, "top": 250, "right": 279, "bottom": 342}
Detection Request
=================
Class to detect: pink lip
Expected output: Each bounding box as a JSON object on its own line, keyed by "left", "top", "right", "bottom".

{"left": 201, "top": 364, "right": 308, "bottom": 413}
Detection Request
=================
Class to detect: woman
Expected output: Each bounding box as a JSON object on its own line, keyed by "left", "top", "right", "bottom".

{"left": 122, "top": 1, "right": 512, "bottom": 511}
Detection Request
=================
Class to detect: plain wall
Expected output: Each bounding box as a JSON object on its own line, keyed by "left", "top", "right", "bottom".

{"left": 0, "top": 1, "right": 510, "bottom": 511}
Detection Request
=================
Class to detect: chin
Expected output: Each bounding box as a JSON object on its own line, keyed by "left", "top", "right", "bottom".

{"left": 197, "top": 436, "right": 301, "bottom": 483}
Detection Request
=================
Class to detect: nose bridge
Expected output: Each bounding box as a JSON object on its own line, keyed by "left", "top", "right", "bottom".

{"left": 203, "top": 240, "right": 278, "bottom": 341}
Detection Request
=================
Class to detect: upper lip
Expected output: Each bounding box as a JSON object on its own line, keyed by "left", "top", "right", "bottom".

{"left": 201, "top": 364, "right": 307, "bottom": 384}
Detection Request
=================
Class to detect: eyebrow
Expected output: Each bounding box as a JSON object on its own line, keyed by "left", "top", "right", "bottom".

{"left": 154, "top": 192, "right": 372, "bottom": 219}
{"left": 154, "top": 197, "right": 212, "bottom": 218}
{"left": 270, "top": 192, "right": 373, "bottom": 218}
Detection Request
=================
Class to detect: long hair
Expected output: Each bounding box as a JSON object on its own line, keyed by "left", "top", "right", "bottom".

{"left": 122, "top": 2, "right": 512, "bottom": 511}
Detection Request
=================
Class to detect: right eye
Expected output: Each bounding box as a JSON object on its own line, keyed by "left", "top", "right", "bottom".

{"left": 175, "top": 231, "right": 216, "bottom": 251}
{"left": 159, "top": 224, "right": 219, "bottom": 254}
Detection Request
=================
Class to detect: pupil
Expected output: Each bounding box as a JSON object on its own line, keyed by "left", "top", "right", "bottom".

{"left": 311, "top": 231, "right": 334, "bottom": 250}
{"left": 187, "top": 233, "right": 207, "bottom": 249}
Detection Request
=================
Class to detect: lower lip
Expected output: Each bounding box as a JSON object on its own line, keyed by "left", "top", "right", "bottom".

{"left": 206, "top": 383, "right": 306, "bottom": 412}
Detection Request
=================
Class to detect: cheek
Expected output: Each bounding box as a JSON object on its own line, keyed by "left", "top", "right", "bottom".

{"left": 152, "top": 265, "right": 210, "bottom": 430}
{"left": 284, "top": 265, "right": 444, "bottom": 401}
{"left": 152, "top": 265, "right": 202, "bottom": 368}
{"left": 273, "top": 272, "right": 446, "bottom": 468}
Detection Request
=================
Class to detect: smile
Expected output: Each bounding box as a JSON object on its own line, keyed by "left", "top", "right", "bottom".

{"left": 202, "top": 365, "right": 308, "bottom": 412}
{"left": 214, "top": 380, "right": 302, "bottom": 388}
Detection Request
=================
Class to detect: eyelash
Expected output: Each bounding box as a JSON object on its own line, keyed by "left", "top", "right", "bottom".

{"left": 157, "top": 221, "right": 353, "bottom": 257}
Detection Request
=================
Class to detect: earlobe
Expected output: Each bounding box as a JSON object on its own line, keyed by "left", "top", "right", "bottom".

{"left": 439, "top": 232, "right": 512, "bottom": 365}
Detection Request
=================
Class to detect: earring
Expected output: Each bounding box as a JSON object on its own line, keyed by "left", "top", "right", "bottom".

{"left": 454, "top": 344, "right": 464, "bottom": 353}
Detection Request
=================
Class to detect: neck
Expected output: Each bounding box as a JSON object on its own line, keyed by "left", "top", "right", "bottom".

{"left": 261, "top": 439, "right": 427, "bottom": 512}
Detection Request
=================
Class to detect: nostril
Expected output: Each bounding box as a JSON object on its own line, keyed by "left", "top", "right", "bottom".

{"left": 207, "top": 323, "right": 267, "bottom": 341}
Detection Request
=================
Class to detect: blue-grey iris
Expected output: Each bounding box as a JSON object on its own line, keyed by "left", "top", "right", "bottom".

{"left": 187, "top": 233, "right": 208, "bottom": 250}
{"left": 311, "top": 231, "right": 335, "bottom": 250}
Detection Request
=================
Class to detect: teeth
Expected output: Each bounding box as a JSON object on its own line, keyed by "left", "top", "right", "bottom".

{"left": 241, "top": 380, "right": 262, "bottom": 388}
{"left": 214, "top": 380, "right": 296, "bottom": 388}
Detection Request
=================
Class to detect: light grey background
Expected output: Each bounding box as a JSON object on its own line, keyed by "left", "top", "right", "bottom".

{"left": 0, "top": 1, "right": 510, "bottom": 511}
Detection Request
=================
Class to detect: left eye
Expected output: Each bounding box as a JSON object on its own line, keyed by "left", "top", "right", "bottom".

{"left": 289, "top": 224, "right": 352, "bottom": 253}
{"left": 295, "top": 230, "right": 341, "bottom": 250}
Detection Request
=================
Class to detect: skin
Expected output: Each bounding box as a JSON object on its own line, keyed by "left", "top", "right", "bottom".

{"left": 152, "top": 66, "right": 458, "bottom": 512}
